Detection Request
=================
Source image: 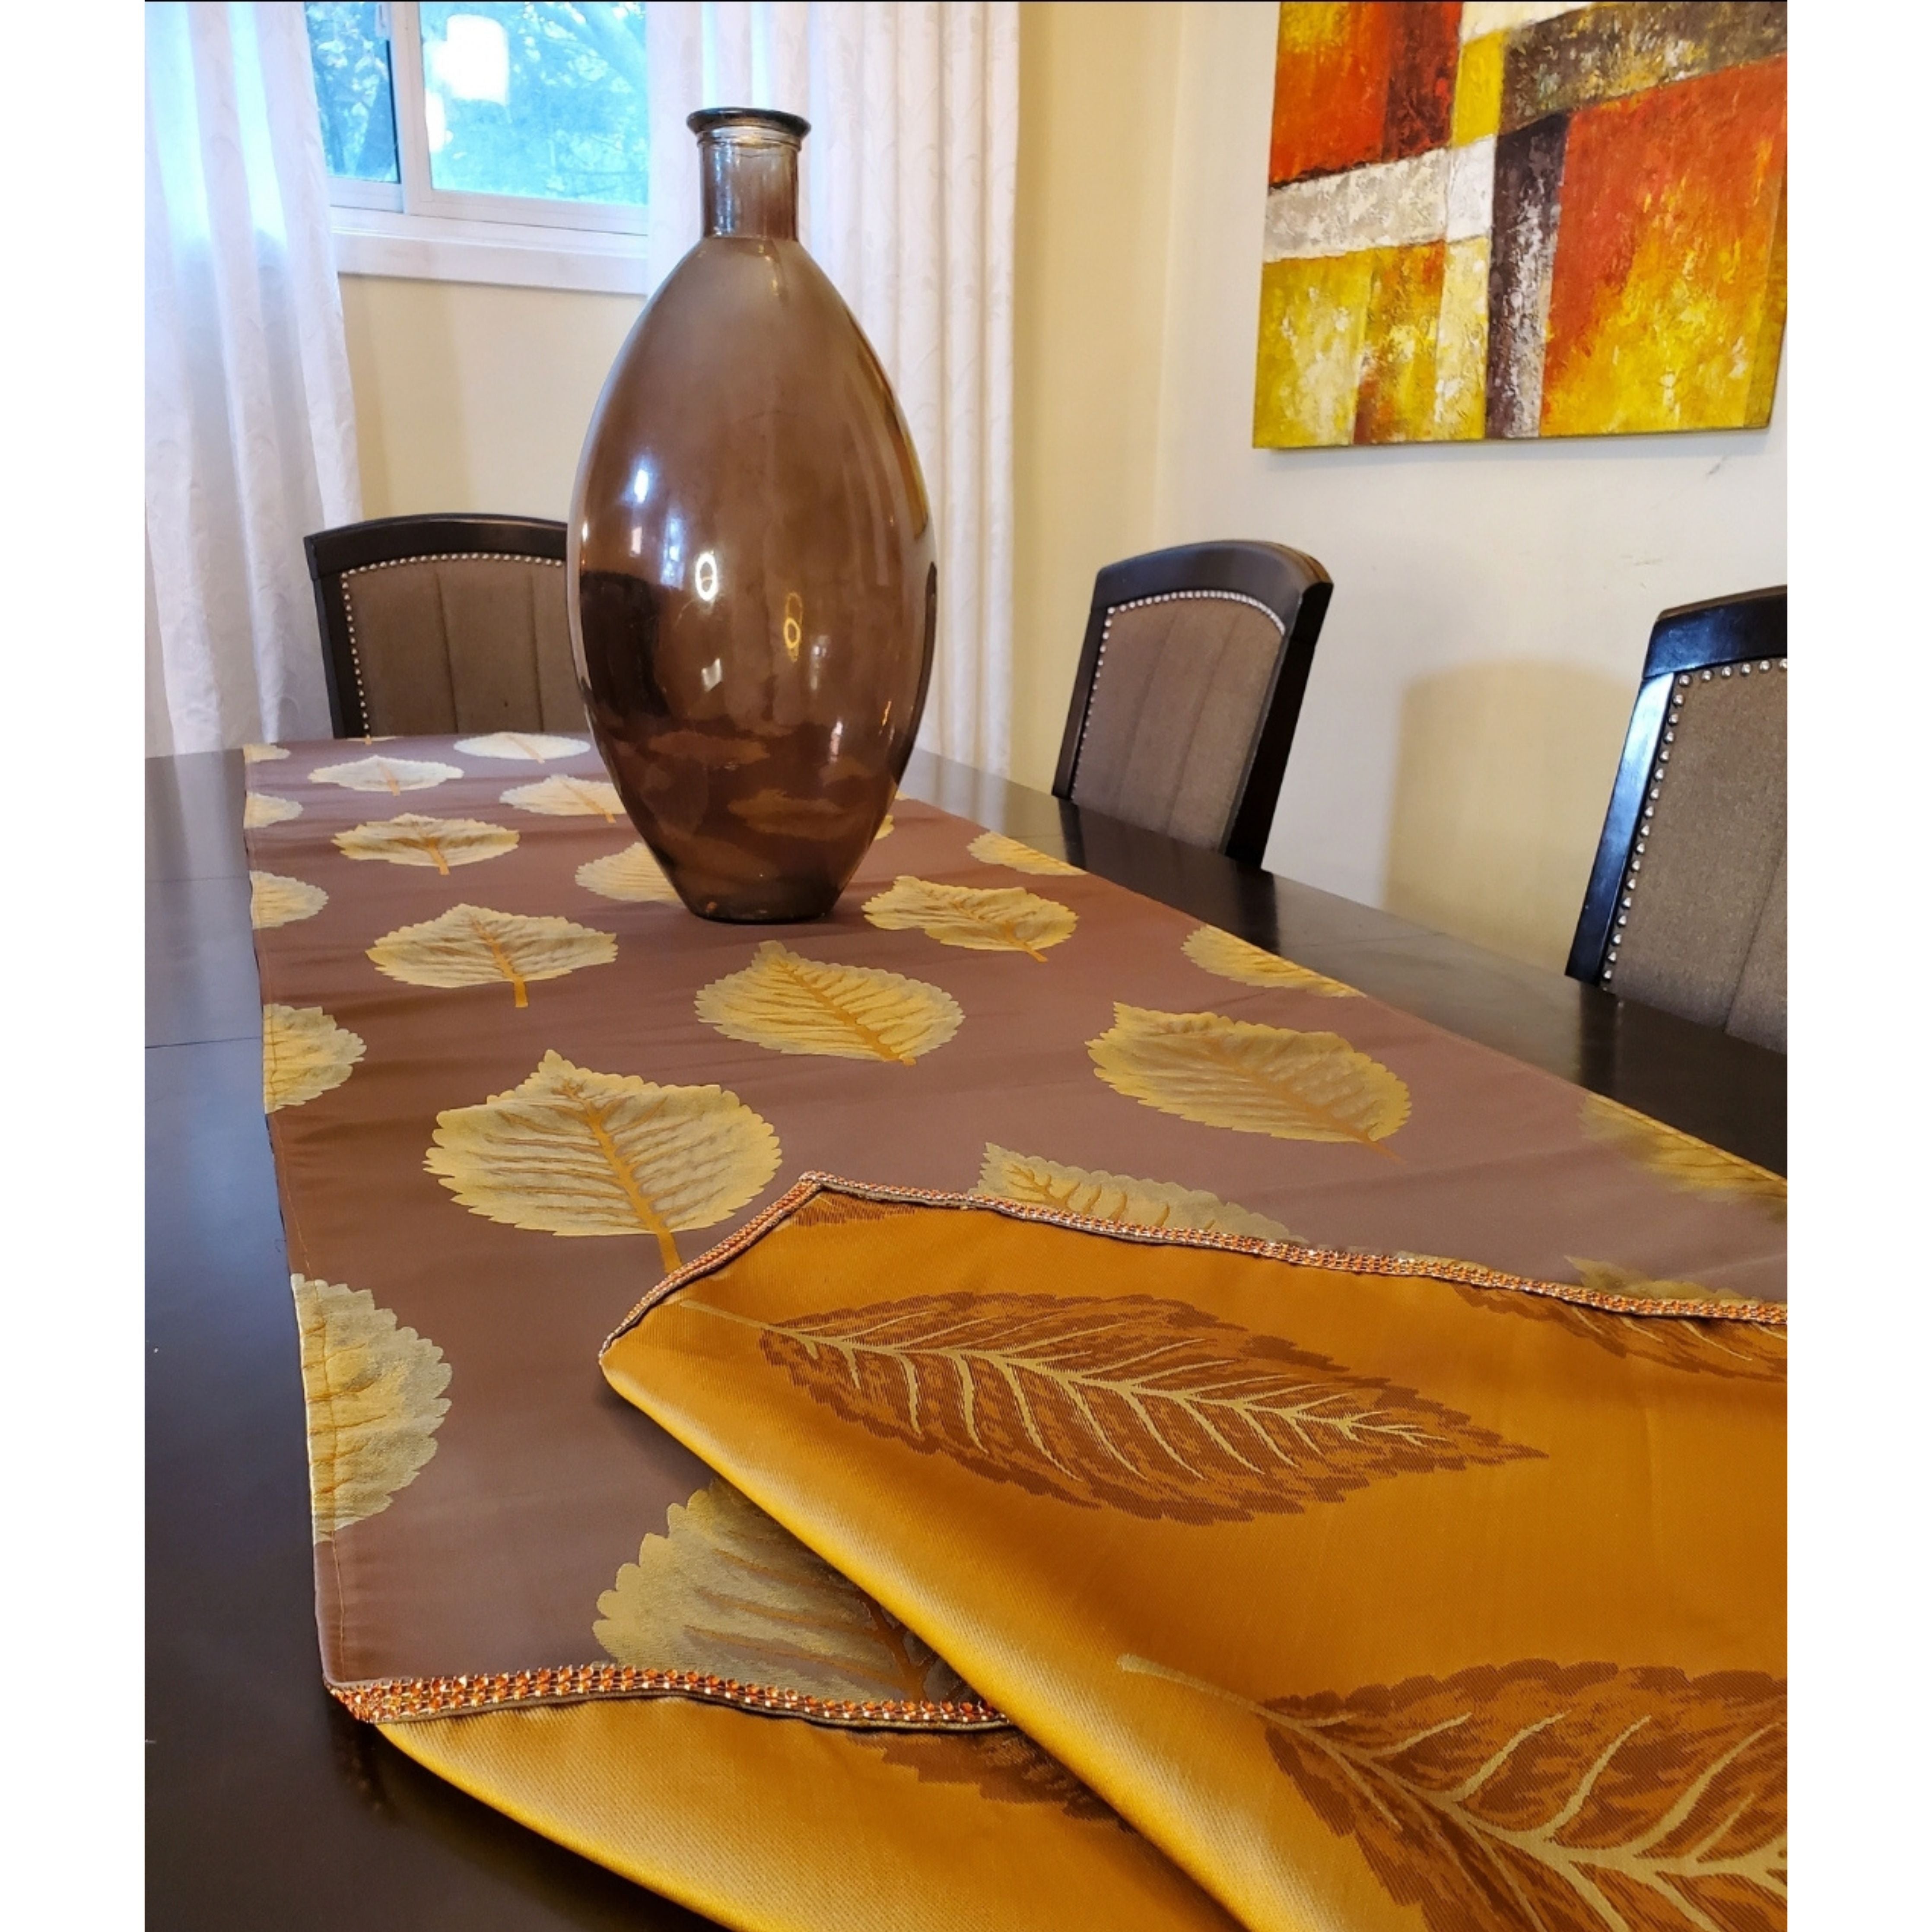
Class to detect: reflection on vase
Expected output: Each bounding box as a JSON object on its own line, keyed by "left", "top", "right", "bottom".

{"left": 569, "top": 107, "right": 937, "bottom": 923}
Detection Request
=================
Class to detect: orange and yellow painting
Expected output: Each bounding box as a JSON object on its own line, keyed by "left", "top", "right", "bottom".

{"left": 1253, "top": 2, "right": 1788, "bottom": 446}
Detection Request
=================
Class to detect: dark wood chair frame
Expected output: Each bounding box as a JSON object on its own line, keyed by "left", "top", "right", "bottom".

{"left": 1564, "top": 586, "right": 1788, "bottom": 987}
{"left": 303, "top": 512, "right": 569, "bottom": 738}
{"left": 1051, "top": 541, "right": 1333, "bottom": 869}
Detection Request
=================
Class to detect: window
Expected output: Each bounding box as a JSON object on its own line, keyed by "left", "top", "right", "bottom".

{"left": 305, "top": 3, "right": 650, "bottom": 293}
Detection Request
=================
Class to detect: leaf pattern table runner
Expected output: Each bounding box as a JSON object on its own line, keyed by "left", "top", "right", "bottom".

{"left": 242, "top": 734, "right": 1785, "bottom": 1931}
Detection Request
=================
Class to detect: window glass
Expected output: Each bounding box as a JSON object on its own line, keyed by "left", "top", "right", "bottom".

{"left": 305, "top": 3, "right": 401, "bottom": 184}
{"left": 420, "top": 3, "right": 648, "bottom": 205}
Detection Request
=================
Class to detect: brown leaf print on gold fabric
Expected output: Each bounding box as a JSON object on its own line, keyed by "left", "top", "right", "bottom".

{"left": 1120, "top": 1656, "right": 1786, "bottom": 1932}
{"left": 1090, "top": 1005, "right": 1410, "bottom": 1150}
{"left": 790, "top": 1193, "right": 921, "bottom": 1231}
{"left": 1451, "top": 1278, "right": 1786, "bottom": 1385}
{"left": 677, "top": 1291, "right": 1536, "bottom": 1524}
{"left": 863, "top": 876, "right": 1077, "bottom": 960}
{"left": 595, "top": 1479, "right": 973, "bottom": 1706}
{"left": 368, "top": 904, "right": 616, "bottom": 1008}
{"left": 862, "top": 1730, "right": 1122, "bottom": 1825}
{"left": 1581, "top": 1095, "right": 1786, "bottom": 1223}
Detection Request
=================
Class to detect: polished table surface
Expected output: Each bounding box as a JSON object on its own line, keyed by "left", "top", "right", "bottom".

{"left": 146, "top": 747, "right": 1784, "bottom": 1930}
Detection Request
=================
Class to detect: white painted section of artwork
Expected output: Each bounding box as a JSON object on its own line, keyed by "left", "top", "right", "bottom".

{"left": 1446, "top": 138, "right": 1496, "bottom": 243}
{"left": 1459, "top": 0, "right": 1592, "bottom": 44}
{"left": 1262, "top": 149, "right": 1448, "bottom": 262}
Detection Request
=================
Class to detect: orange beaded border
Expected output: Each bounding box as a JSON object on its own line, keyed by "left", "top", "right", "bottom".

{"left": 602, "top": 1171, "right": 1789, "bottom": 1352}
{"left": 333, "top": 1662, "right": 1007, "bottom": 1730}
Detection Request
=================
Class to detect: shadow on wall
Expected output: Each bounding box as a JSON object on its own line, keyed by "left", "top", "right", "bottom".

{"left": 1383, "top": 662, "right": 1632, "bottom": 972}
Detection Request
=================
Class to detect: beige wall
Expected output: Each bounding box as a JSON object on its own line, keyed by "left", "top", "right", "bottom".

{"left": 340, "top": 275, "right": 639, "bottom": 521}
{"left": 1010, "top": 0, "right": 1786, "bottom": 971}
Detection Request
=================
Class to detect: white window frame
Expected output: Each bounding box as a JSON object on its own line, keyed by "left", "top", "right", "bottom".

{"left": 325, "top": 2, "right": 651, "bottom": 295}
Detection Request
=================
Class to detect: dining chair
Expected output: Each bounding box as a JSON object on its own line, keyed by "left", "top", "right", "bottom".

{"left": 1051, "top": 540, "right": 1332, "bottom": 866}
{"left": 1566, "top": 588, "right": 1787, "bottom": 1052}
{"left": 303, "top": 513, "right": 583, "bottom": 738}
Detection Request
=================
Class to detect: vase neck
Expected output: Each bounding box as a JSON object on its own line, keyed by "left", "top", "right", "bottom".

{"left": 692, "top": 109, "right": 806, "bottom": 241}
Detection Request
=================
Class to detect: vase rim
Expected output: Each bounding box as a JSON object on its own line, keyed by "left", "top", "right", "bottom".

{"left": 687, "top": 106, "right": 810, "bottom": 145}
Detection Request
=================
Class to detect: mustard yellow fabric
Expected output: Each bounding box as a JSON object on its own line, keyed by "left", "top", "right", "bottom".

{"left": 601, "top": 1196, "right": 1786, "bottom": 1932}
{"left": 384, "top": 1694, "right": 1239, "bottom": 1931}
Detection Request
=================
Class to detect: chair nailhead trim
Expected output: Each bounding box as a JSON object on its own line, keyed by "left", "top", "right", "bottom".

{"left": 336, "top": 552, "right": 565, "bottom": 737}
{"left": 1074, "top": 590, "right": 1287, "bottom": 789}
{"left": 1601, "top": 658, "right": 1785, "bottom": 989}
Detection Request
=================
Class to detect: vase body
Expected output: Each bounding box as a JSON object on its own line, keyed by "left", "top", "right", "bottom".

{"left": 567, "top": 109, "right": 936, "bottom": 922}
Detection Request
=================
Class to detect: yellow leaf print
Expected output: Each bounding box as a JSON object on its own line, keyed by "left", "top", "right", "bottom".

{"left": 292, "top": 1275, "right": 450, "bottom": 1543}
{"left": 242, "top": 742, "right": 289, "bottom": 763}
{"left": 1566, "top": 1256, "right": 1751, "bottom": 1305}
{"left": 576, "top": 842, "right": 680, "bottom": 904}
{"left": 367, "top": 904, "right": 616, "bottom": 1008}
{"left": 263, "top": 1004, "right": 364, "bottom": 1112}
{"left": 974, "top": 1144, "right": 1301, "bottom": 1243}
{"left": 696, "top": 941, "right": 962, "bottom": 1065}
{"left": 1580, "top": 1093, "right": 1786, "bottom": 1221}
{"left": 244, "top": 792, "right": 302, "bottom": 828}
{"left": 425, "top": 1049, "right": 780, "bottom": 1270}
{"left": 1182, "top": 925, "right": 1360, "bottom": 997}
{"left": 502, "top": 774, "right": 624, "bottom": 821}
{"left": 966, "top": 830, "right": 1081, "bottom": 877}
{"left": 249, "top": 871, "right": 328, "bottom": 930}
{"left": 454, "top": 731, "right": 589, "bottom": 762}
{"left": 595, "top": 1478, "right": 972, "bottom": 1707}
{"left": 728, "top": 789, "right": 868, "bottom": 842}
{"left": 1088, "top": 1005, "right": 1409, "bottom": 1150}
{"left": 310, "top": 754, "right": 464, "bottom": 793}
{"left": 333, "top": 813, "right": 518, "bottom": 875}
{"left": 862, "top": 876, "right": 1077, "bottom": 961}
{"left": 874, "top": 813, "right": 894, "bottom": 841}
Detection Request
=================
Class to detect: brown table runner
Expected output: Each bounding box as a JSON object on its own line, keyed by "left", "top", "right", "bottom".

{"left": 241, "top": 732, "right": 1784, "bottom": 1929}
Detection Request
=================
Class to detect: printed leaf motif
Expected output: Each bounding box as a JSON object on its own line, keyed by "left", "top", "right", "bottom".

{"left": 426, "top": 1049, "right": 780, "bottom": 1270}
{"left": 576, "top": 842, "right": 681, "bottom": 904}
{"left": 367, "top": 904, "right": 616, "bottom": 1008}
{"left": 293, "top": 1275, "right": 450, "bottom": 1543}
{"left": 1183, "top": 925, "right": 1360, "bottom": 998}
{"left": 1120, "top": 1656, "right": 1786, "bottom": 1932}
{"left": 250, "top": 871, "right": 328, "bottom": 929}
{"left": 695, "top": 941, "right": 962, "bottom": 1065}
{"left": 1090, "top": 1005, "right": 1409, "bottom": 1150}
{"left": 242, "top": 741, "right": 289, "bottom": 763}
{"left": 1449, "top": 1273, "right": 1786, "bottom": 1384}
{"left": 263, "top": 1004, "right": 364, "bottom": 1112}
{"left": 502, "top": 774, "right": 623, "bottom": 820}
{"left": 310, "top": 754, "right": 464, "bottom": 793}
{"left": 728, "top": 788, "right": 868, "bottom": 842}
{"left": 649, "top": 729, "right": 768, "bottom": 768}
{"left": 679, "top": 1289, "right": 1535, "bottom": 1524}
{"left": 334, "top": 813, "right": 518, "bottom": 874}
{"left": 975, "top": 1144, "right": 1302, "bottom": 1244}
{"left": 244, "top": 792, "right": 302, "bottom": 828}
{"left": 595, "top": 1477, "right": 970, "bottom": 1705}
{"left": 863, "top": 876, "right": 1077, "bottom": 960}
{"left": 1581, "top": 1095, "right": 1786, "bottom": 1222}
{"left": 454, "top": 731, "right": 589, "bottom": 762}
{"left": 861, "top": 1731, "right": 1120, "bottom": 1824}
{"left": 874, "top": 813, "right": 894, "bottom": 840}
{"left": 967, "top": 829, "right": 1082, "bottom": 877}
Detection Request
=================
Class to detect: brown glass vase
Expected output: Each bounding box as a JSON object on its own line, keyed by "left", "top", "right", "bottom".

{"left": 567, "top": 108, "right": 936, "bottom": 922}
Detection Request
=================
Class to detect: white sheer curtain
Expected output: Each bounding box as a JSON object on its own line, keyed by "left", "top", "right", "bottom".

{"left": 645, "top": 3, "right": 1019, "bottom": 773}
{"left": 146, "top": 3, "right": 360, "bottom": 756}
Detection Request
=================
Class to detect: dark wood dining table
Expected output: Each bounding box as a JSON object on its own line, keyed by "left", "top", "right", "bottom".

{"left": 146, "top": 745, "right": 1784, "bottom": 1931}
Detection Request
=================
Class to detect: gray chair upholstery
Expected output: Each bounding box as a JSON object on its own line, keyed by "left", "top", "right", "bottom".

{"left": 1052, "top": 543, "right": 1332, "bottom": 865}
{"left": 305, "top": 514, "right": 584, "bottom": 738}
{"left": 1568, "top": 590, "right": 1786, "bottom": 1052}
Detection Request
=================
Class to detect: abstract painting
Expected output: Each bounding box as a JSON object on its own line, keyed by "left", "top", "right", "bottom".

{"left": 1253, "top": 3, "right": 1787, "bottom": 446}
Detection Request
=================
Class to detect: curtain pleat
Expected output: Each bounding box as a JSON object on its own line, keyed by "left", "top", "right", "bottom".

{"left": 643, "top": 1, "right": 1016, "bottom": 771}
{"left": 144, "top": 2, "right": 360, "bottom": 754}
